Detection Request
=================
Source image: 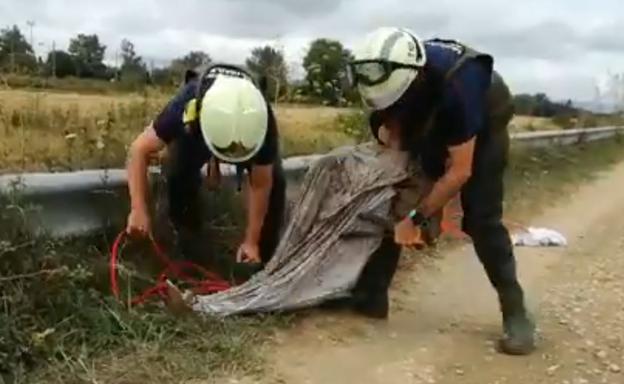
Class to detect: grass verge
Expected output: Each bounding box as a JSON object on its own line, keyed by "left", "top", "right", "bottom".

{"left": 0, "top": 90, "right": 353, "bottom": 172}
{"left": 1, "top": 136, "right": 624, "bottom": 383}
{"left": 0, "top": 189, "right": 292, "bottom": 384}
{"left": 505, "top": 134, "right": 624, "bottom": 222}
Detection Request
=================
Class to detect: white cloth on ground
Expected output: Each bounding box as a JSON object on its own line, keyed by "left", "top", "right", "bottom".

{"left": 511, "top": 227, "right": 567, "bottom": 247}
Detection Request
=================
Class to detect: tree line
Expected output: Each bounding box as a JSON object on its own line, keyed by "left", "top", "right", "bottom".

{"left": 0, "top": 24, "right": 355, "bottom": 105}
{"left": 0, "top": 24, "right": 614, "bottom": 115}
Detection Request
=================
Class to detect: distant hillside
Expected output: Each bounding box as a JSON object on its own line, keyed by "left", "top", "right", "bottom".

{"left": 572, "top": 100, "right": 621, "bottom": 114}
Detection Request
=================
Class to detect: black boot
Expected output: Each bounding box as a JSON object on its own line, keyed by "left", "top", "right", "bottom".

{"left": 353, "top": 290, "right": 389, "bottom": 319}
{"left": 352, "top": 238, "right": 400, "bottom": 319}
{"left": 498, "top": 284, "right": 536, "bottom": 355}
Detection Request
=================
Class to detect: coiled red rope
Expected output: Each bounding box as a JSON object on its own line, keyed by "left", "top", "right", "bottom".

{"left": 110, "top": 231, "right": 232, "bottom": 306}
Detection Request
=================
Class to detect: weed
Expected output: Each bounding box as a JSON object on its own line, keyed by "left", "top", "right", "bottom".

{"left": 0, "top": 184, "right": 292, "bottom": 383}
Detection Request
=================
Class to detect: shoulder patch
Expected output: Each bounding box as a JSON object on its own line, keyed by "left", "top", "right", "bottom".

{"left": 182, "top": 98, "right": 198, "bottom": 125}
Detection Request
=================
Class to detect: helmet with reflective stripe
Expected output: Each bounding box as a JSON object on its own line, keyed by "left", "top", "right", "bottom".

{"left": 350, "top": 27, "right": 427, "bottom": 110}
{"left": 196, "top": 64, "right": 268, "bottom": 163}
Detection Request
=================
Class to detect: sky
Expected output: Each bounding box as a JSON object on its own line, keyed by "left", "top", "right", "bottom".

{"left": 1, "top": 0, "right": 623, "bottom": 104}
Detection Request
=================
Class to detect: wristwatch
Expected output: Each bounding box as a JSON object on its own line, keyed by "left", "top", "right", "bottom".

{"left": 407, "top": 209, "right": 430, "bottom": 228}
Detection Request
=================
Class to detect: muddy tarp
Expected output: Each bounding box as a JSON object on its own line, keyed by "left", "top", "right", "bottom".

{"left": 192, "top": 143, "right": 424, "bottom": 317}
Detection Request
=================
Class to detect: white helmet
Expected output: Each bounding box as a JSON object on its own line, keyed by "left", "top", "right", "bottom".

{"left": 350, "top": 27, "right": 427, "bottom": 110}
{"left": 198, "top": 69, "right": 268, "bottom": 163}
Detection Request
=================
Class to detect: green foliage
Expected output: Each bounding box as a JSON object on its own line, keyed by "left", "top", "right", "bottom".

{"left": 0, "top": 25, "right": 37, "bottom": 74}
{"left": 513, "top": 93, "right": 580, "bottom": 118}
{"left": 336, "top": 109, "right": 370, "bottom": 143}
{"left": 119, "top": 39, "right": 149, "bottom": 89}
{"left": 245, "top": 45, "right": 288, "bottom": 102}
{"left": 44, "top": 50, "right": 76, "bottom": 78}
{"left": 68, "top": 34, "right": 107, "bottom": 79}
{"left": 154, "top": 50, "right": 213, "bottom": 87}
{"left": 0, "top": 188, "right": 291, "bottom": 383}
{"left": 171, "top": 51, "right": 211, "bottom": 73}
{"left": 302, "top": 39, "right": 353, "bottom": 106}
{"left": 150, "top": 67, "right": 177, "bottom": 87}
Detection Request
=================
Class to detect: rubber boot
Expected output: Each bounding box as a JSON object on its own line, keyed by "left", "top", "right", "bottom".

{"left": 498, "top": 284, "right": 536, "bottom": 355}
{"left": 353, "top": 290, "right": 389, "bottom": 319}
{"left": 352, "top": 238, "right": 401, "bottom": 319}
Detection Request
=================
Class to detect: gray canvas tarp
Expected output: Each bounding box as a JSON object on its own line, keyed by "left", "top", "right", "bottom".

{"left": 191, "top": 143, "right": 425, "bottom": 317}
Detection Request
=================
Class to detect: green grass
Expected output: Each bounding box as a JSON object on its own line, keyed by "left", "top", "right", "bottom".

{"left": 1, "top": 238, "right": 293, "bottom": 384}
{"left": 0, "top": 188, "right": 293, "bottom": 384}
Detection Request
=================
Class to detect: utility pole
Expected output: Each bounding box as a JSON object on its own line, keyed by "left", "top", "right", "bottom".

{"left": 26, "top": 20, "right": 35, "bottom": 51}
{"left": 10, "top": 37, "right": 15, "bottom": 73}
{"left": 51, "top": 40, "right": 56, "bottom": 78}
{"left": 273, "top": 34, "right": 285, "bottom": 104}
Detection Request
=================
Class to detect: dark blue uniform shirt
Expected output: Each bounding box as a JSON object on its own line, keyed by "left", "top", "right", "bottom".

{"left": 418, "top": 41, "right": 493, "bottom": 178}
{"left": 424, "top": 40, "right": 492, "bottom": 145}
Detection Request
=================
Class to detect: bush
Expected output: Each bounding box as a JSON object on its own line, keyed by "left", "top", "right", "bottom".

{"left": 552, "top": 114, "right": 576, "bottom": 129}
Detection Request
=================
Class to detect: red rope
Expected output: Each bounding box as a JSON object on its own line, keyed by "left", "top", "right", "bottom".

{"left": 110, "top": 231, "right": 233, "bottom": 306}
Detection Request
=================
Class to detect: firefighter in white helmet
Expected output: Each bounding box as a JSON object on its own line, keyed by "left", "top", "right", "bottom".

{"left": 126, "top": 64, "right": 285, "bottom": 266}
{"left": 348, "top": 27, "right": 535, "bottom": 355}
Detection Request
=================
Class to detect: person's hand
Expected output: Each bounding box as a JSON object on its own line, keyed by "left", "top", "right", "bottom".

{"left": 126, "top": 208, "right": 151, "bottom": 238}
{"left": 236, "top": 242, "right": 261, "bottom": 264}
{"left": 394, "top": 217, "right": 425, "bottom": 248}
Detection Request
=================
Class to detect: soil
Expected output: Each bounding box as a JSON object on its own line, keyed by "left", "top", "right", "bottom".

{"left": 236, "top": 160, "right": 624, "bottom": 384}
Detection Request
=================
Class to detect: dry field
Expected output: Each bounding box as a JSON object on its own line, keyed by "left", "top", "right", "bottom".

{"left": 0, "top": 89, "right": 553, "bottom": 173}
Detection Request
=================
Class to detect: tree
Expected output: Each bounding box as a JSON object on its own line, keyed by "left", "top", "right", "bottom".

{"left": 150, "top": 67, "right": 175, "bottom": 86}
{"left": 513, "top": 93, "right": 580, "bottom": 119}
{"left": 119, "top": 39, "right": 148, "bottom": 86}
{"left": 302, "top": 38, "right": 352, "bottom": 106}
{"left": 245, "top": 45, "right": 287, "bottom": 103}
{"left": 0, "top": 25, "right": 37, "bottom": 73}
{"left": 44, "top": 50, "right": 76, "bottom": 78}
{"left": 68, "top": 34, "right": 106, "bottom": 78}
{"left": 169, "top": 50, "right": 212, "bottom": 83}
{"left": 172, "top": 51, "right": 211, "bottom": 70}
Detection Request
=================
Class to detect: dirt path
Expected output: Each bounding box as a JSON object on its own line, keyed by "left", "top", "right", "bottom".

{"left": 243, "top": 160, "right": 624, "bottom": 384}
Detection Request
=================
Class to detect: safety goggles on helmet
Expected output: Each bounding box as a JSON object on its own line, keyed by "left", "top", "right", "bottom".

{"left": 348, "top": 60, "right": 423, "bottom": 87}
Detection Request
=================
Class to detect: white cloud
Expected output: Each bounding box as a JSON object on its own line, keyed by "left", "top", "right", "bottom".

{"left": 0, "top": 0, "right": 623, "bottom": 101}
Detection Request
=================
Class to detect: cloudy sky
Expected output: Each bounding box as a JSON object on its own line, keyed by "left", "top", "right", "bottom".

{"left": 1, "top": 0, "right": 623, "bottom": 103}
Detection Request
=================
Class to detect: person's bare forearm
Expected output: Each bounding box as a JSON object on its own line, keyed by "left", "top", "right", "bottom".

{"left": 245, "top": 182, "right": 271, "bottom": 244}
{"left": 418, "top": 172, "right": 468, "bottom": 217}
{"left": 418, "top": 139, "right": 475, "bottom": 218}
{"left": 127, "top": 144, "right": 150, "bottom": 212}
